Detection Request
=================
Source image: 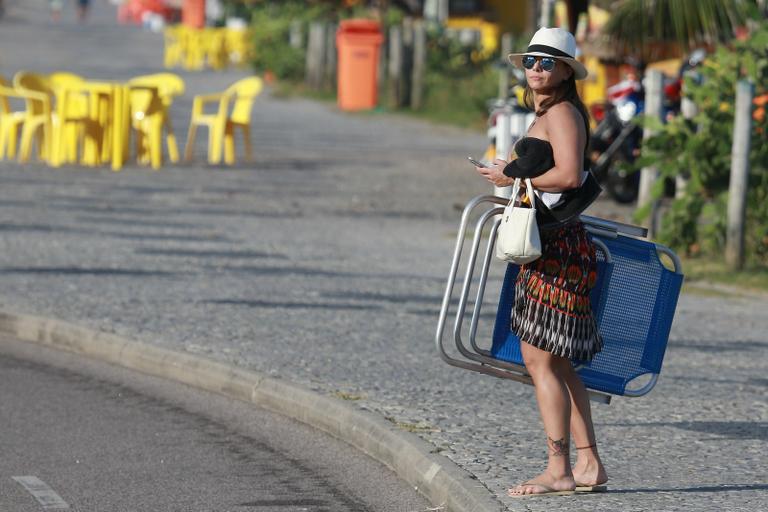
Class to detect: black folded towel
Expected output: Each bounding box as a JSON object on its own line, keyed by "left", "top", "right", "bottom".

{"left": 502, "top": 137, "right": 555, "bottom": 179}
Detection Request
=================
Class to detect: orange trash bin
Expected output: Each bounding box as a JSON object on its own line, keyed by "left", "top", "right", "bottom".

{"left": 336, "top": 19, "right": 384, "bottom": 111}
{"left": 182, "top": 0, "right": 205, "bottom": 29}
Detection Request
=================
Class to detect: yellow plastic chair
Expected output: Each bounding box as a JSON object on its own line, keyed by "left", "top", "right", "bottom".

{"left": 48, "top": 71, "right": 85, "bottom": 87}
{"left": 183, "top": 27, "right": 207, "bottom": 71}
{"left": 128, "top": 73, "right": 185, "bottom": 166}
{"left": 163, "top": 25, "right": 185, "bottom": 69}
{"left": 16, "top": 71, "right": 100, "bottom": 167}
{"left": 184, "top": 76, "right": 263, "bottom": 165}
{"left": 47, "top": 71, "right": 94, "bottom": 166}
{"left": 225, "top": 27, "right": 253, "bottom": 69}
{"left": 127, "top": 83, "right": 164, "bottom": 170}
{"left": 201, "top": 28, "right": 228, "bottom": 71}
{"left": 13, "top": 71, "right": 54, "bottom": 163}
{"left": 0, "top": 75, "right": 26, "bottom": 160}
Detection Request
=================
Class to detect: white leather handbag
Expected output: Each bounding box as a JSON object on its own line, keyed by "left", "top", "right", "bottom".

{"left": 495, "top": 178, "right": 542, "bottom": 264}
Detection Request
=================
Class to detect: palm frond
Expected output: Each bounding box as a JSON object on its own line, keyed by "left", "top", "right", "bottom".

{"left": 602, "top": 0, "right": 757, "bottom": 55}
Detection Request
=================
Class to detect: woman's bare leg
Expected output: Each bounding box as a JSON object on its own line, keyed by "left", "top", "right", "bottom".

{"left": 508, "top": 341, "right": 576, "bottom": 496}
{"left": 562, "top": 364, "right": 608, "bottom": 486}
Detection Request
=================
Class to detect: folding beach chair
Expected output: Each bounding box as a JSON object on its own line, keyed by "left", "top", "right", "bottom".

{"left": 436, "top": 195, "right": 684, "bottom": 404}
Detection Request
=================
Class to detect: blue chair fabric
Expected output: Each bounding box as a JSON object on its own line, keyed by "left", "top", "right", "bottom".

{"left": 490, "top": 234, "right": 683, "bottom": 396}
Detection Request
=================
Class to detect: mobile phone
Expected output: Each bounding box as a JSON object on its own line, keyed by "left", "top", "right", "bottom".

{"left": 468, "top": 156, "right": 487, "bottom": 168}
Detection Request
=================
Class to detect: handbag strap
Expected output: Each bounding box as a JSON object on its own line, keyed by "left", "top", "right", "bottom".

{"left": 508, "top": 178, "right": 536, "bottom": 208}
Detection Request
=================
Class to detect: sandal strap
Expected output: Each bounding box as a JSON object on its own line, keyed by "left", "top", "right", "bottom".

{"left": 576, "top": 443, "right": 597, "bottom": 450}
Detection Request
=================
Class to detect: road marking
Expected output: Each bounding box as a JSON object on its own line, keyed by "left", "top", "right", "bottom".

{"left": 11, "top": 476, "right": 70, "bottom": 509}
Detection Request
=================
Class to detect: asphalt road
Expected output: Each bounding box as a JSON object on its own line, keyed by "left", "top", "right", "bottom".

{"left": 0, "top": 337, "right": 431, "bottom": 512}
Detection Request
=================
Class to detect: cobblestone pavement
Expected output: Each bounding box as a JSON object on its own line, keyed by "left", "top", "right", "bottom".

{"left": 1, "top": 2, "right": 766, "bottom": 511}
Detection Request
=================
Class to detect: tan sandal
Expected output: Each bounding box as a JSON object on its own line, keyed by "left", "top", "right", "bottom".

{"left": 574, "top": 483, "right": 608, "bottom": 493}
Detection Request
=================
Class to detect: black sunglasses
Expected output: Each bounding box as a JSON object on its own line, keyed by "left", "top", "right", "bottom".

{"left": 522, "top": 55, "right": 557, "bottom": 72}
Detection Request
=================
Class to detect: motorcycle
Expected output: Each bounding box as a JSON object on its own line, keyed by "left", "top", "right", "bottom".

{"left": 588, "top": 74, "right": 644, "bottom": 204}
{"left": 589, "top": 49, "right": 708, "bottom": 204}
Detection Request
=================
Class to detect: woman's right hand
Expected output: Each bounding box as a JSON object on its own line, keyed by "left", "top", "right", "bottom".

{"left": 475, "top": 159, "right": 515, "bottom": 188}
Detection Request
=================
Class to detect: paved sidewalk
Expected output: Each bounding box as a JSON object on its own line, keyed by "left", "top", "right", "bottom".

{"left": 1, "top": 2, "right": 767, "bottom": 511}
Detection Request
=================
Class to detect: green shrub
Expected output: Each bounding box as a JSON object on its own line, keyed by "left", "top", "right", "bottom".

{"left": 415, "top": 27, "right": 499, "bottom": 127}
{"left": 421, "top": 63, "right": 498, "bottom": 128}
{"left": 636, "top": 23, "right": 768, "bottom": 264}
{"left": 245, "top": 1, "right": 332, "bottom": 80}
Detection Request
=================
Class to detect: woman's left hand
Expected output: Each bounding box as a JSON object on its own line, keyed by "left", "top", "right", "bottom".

{"left": 475, "top": 159, "right": 516, "bottom": 187}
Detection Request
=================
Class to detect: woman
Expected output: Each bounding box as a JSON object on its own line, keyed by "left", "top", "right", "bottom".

{"left": 474, "top": 27, "right": 608, "bottom": 497}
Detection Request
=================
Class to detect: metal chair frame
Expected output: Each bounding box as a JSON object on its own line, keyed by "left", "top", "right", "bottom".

{"left": 436, "top": 195, "right": 683, "bottom": 405}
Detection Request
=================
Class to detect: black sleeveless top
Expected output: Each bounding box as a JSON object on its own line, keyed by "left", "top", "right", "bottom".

{"left": 502, "top": 137, "right": 602, "bottom": 230}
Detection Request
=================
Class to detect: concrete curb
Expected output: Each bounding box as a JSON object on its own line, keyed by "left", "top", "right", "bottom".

{"left": 0, "top": 310, "right": 502, "bottom": 512}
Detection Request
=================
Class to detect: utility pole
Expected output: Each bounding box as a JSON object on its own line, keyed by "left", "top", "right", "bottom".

{"left": 638, "top": 69, "right": 664, "bottom": 237}
{"left": 494, "top": 108, "right": 513, "bottom": 199}
{"left": 539, "top": 0, "right": 554, "bottom": 27}
{"left": 424, "top": 0, "right": 448, "bottom": 24}
{"left": 410, "top": 20, "right": 426, "bottom": 109}
{"left": 726, "top": 80, "right": 754, "bottom": 270}
{"left": 498, "top": 33, "right": 513, "bottom": 100}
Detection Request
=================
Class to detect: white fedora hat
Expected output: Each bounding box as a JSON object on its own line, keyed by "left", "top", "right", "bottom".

{"left": 508, "top": 27, "right": 588, "bottom": 80}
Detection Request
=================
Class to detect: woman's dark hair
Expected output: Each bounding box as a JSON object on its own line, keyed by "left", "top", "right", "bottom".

{"left": 523, "top": 71, "right": 591, "bottom": 158}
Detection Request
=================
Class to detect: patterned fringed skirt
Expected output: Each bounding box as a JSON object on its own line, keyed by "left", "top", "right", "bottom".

{"left": 511, "top": 221, "right": 603, "bottom": 361}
